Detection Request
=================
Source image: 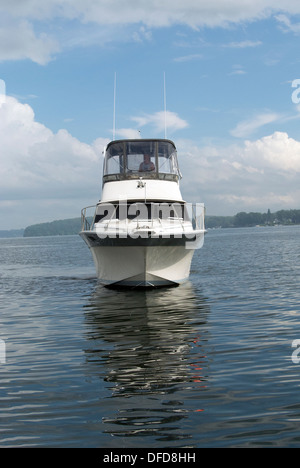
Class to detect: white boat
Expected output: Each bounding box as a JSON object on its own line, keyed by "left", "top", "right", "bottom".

{"left": 80, "top": 138, "right": 205, "bottom": 288}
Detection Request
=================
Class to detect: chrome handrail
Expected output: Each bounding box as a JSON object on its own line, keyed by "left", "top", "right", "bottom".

{"left": 81, "top": 205, "right": 97, "bottom": 231}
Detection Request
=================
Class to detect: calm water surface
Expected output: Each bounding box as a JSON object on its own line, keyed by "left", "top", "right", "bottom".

{"left": 0, "top": 226, "right": 300, "bottom": 447}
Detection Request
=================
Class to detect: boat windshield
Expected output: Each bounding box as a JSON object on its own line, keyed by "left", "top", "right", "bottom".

{"left": 103, "top": 139, "right": 180, "bottom": 182}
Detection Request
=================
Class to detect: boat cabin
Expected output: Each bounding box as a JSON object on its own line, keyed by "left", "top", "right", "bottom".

{"left": 103, "top": 139, "right": 181, "bottom": 184}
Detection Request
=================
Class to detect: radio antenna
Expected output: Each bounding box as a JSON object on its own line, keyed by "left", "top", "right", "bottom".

{"left": 113, "top": 72, "right": 117, "bottom": 141}
{"left": 164, "top": 72, "right": 167, "bottom": 139}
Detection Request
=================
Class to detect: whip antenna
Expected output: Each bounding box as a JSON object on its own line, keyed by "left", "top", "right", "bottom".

{"left": 113, "top": 72, "right": 117, "bottom": 140}
{"left": 164, "top": 72, "right": 167, "bottom": 139}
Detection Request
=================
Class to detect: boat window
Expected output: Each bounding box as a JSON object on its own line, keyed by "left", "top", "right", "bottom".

{"left": 158, "top": 141, "right": 180, "bottom": 176}
{"left": 104, "top": 142, "right": 124, "bottom": 176}
{"left": 126, "top": 141, "right": 156, "bottom": 173}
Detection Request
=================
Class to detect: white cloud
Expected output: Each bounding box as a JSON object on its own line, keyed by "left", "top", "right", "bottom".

{"left": 228, "top": 67, "right": 247, "bottom": 76}
{"left": 177, "top": 131, "right": 300, "bottom": 214}
{"left": 1, "top": 1, "right": 300, "bottom": 63}
{"left": 243, "top": 131, "right": 300, "bottom": 172}
{"left": 230, "top": 112, "right": 281, "bottom": 138}
{"left": 173, "top": 54, "right": 203, "bottom": 63}
{"left": 0, "top": 96, "right": 102, "bottom": 205}
{"left": 115, "top": 128, "right": 142, "bottom": 139}
{"left": 0, "top": 78, "right": 5, "bottom": 107}
{"left": 2, "top": 0, "right": 299, "bottom": 28}
{"left": 223, "top": 40, "right": 263, "bottom": 48}
{"left": 113, "top": 111, "right": 188, "bottom": 140}
{"left": 0, "top": 18, "right": 59, "bottom": 64}
{"left": 131, "top": 110, "right": 188, "bottom": 134}
{"left": 275, "top": 14, "right": 300, "bottom": 34}
{"left": 132, "top": 26, "right": 152, "bottom": 43}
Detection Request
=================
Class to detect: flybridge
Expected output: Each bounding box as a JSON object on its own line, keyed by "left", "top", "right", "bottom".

{"left": 103, "top": 139, "right": 181, "bottom": 183}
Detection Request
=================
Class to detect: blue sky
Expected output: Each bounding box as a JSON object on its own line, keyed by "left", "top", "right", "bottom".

{"left": 1, "top": 1, "right": 300, "bottom": 229}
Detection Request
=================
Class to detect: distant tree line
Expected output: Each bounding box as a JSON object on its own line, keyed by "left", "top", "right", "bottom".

{"left": 206, "top": 209, "right": 300, "bottom": 229}
{"left": 23, "top": 218, "right": 83, "bottom": 237}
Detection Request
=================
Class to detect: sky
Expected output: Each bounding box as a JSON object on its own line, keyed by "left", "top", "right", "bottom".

{"left": 1, "top": 1, "right": 300, "bottom": 229}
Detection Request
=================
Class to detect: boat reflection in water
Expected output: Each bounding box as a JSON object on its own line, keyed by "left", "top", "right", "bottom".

{"left": 83, "top": 282, "right": 211, "bottom": 445}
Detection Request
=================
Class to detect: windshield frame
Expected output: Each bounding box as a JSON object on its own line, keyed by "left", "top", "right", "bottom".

{"left": 103, "top": 139, "right": 181, "bottom": 183}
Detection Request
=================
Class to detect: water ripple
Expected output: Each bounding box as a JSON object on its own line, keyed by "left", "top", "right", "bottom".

{"left": 1, "top": 228, "right": 300, "bottom": 446}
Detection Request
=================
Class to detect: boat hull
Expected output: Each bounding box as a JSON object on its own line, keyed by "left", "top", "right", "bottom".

{"left": 84, "top": 242, "right": 196, "bottom": 287}
{"left": 80, "top": 199, "right": 205, "bottom": 288}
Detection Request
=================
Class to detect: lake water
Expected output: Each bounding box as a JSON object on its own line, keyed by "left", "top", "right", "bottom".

{"left": 0, "top": 226, "right": 300, "bottom": 448}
